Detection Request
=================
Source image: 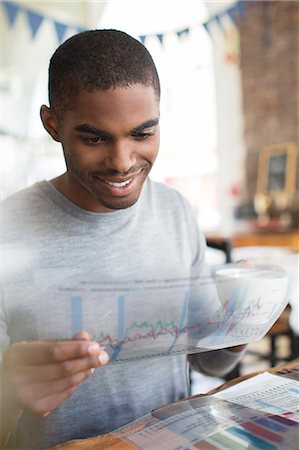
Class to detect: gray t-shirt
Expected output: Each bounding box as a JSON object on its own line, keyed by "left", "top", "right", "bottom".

{"left": 1, "top": 179, "right": 242, "bottom": 449}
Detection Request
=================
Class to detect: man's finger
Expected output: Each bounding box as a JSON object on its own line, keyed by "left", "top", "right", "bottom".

{"left": 5, "top": 340, "right": 103, "bottom": 366}
{"left": 10, "top": 351, "right": 108, "bottom": 383}
{"left": 17, "top": 369, "right": 94, "bottom": 407}
{"left": 25, "top": 386, "right": 78, "bottom": 417}
{"left": 72, "top": 330, "right": 90, "bottom": 341}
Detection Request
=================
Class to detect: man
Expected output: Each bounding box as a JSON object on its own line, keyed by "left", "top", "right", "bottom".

{"left": 0, "top": 30, "right": 245, "bottom": 449}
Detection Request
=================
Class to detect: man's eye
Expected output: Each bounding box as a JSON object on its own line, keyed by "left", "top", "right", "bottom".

{"left": 131, "top": 132, "right": 154, "bottom": 140}
{"left": 82, "top": 135, "right": 107, "bottom": 144}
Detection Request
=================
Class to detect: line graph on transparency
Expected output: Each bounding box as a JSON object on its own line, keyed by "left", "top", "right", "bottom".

{"left": 70, "top": 288, "right": 263, "bottom": 361}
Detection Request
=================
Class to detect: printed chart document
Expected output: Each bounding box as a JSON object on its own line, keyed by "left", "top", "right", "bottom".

{"left": 113, "top": 372, "right": 299, "bottom": 449}
{"left": 214, "top": 372, "right": 299, "bottom": 415}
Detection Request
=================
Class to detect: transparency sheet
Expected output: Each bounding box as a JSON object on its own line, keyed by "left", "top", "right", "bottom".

{"left": 33, "top": 264, "right": 288, "bottom": 362}
{"left": 113, "top": 374, "right": 299, "bottom": 449}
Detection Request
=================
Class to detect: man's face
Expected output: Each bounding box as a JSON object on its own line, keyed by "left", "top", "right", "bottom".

{"left": 53, "top": 84, "right": 160, "bottom": 212}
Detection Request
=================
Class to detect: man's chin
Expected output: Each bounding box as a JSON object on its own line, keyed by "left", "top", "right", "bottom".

{"left": 98, "top": 196, "right": 139, "bottom": 211}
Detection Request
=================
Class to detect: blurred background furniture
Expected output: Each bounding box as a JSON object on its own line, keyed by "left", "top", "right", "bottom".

{"left": 206, "top": 236, "right": 232, "bottom": 263}
{"left": 231, "top": 230, "right": 299, "bottom": 251}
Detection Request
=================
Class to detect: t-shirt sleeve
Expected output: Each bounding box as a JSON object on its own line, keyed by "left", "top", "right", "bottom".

{"left": 188, "top": 347, "right": 246, "bottom": 377}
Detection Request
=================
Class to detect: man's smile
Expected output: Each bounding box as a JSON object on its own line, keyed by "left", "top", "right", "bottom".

{"left": 94, "top": 169, "right": 144, "bottom": 195}
{"left": 104, "top": 179, "right": 132, "bottom": 188}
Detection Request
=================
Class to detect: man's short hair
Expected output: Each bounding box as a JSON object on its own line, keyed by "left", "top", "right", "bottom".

{"left": 48, "top": 29, "right": 160, "bottom": 117}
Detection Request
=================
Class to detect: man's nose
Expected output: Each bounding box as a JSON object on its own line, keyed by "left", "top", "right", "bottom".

{"left": 105, "top": 140, "right": 136, "bottom": 173}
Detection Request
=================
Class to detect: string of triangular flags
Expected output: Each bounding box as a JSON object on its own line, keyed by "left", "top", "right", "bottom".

{"left": 202, "top": 0, "right": 249, "bottom": 35}
{"left": 2, "top": 0, "right": 250, "bottom": 46}
{"left": 138, "top": 1, "right": 251, "bottom": 45}
{"left": 139, "top": 27, "right": 190, "bottom": 46}
{"left": 2, "top": 1, "right": 87, "bottom": 43}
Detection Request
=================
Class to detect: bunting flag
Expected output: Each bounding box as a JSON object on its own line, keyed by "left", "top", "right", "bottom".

{"left": 156, "top": 33, "right": 164, "bottom": 45}
{"left": 236, "top": 0, "right": 247, "bottom": 18}
{"left": 76, "top": 26, "right": 87, "bottom": 35}
{"left": 26, "top": 10, "right": 44, "bottom": 38}
{"left": 54, "top": 21, "right": 68, "bottom": 44}
{"left": 2, "top": 1, "right": 19, "bottom": 26}
{"left": 202, "top": 21, "right": 210, "bottom": 35}
{"left": 215, "top": 15, "right": 226, "bottom": 34}
{"left": 176, "top": 28, "right": 189, "bottom": 39}
{"left": 1, "top": 1, "right": 87, "bottom": 43}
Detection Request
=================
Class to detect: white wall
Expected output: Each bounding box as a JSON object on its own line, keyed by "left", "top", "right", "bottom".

{"left": 204, "top": 1, "right": 246, "bottom": 234}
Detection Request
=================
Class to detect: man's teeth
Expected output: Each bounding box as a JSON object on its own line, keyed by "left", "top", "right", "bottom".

{"left": 105, "top": 179, "right": 131, "bottom": 187}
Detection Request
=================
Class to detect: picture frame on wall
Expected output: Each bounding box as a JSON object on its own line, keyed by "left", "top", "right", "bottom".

{"left": 256, "top": 142, "right": 297, "bottom": 199}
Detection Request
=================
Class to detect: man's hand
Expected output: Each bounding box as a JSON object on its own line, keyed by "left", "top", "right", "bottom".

{"left": 226, "top": 344, "right": 247, "bottom": 352}
{"left": 2, "top": 331, "right": 108, "bottom": 417}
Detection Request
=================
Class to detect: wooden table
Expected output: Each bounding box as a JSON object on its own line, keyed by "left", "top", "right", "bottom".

{"left": 49, "top": 358, "right": 299, "bottom": 450}
{"left": 231, "top": 230, "right": 299, "bottom": 251}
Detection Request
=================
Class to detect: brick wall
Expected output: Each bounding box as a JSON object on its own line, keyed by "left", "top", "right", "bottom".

{"left": 236, "top": 0, "right": 299, "bottom": 201}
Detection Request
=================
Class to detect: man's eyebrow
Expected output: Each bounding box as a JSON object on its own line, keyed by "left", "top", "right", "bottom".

{"left": 74, "top": 118, "right": 159, "bottom": 137}
{"left": 74, "top": 124, "right": 113, "bottom": 138}
{"left": 130, "top": 118, "right": 159, "bottom": 134}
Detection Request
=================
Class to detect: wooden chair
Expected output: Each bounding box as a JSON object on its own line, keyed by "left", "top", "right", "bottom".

{"left": 257, "top": 305, "right": 299, "bottom": 366}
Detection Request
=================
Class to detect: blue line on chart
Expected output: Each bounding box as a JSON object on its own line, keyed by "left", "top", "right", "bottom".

{"left": 111, "top": 295, "right": 125, "bottom": 361}
{"left": 220, "top": 282, "right": 248, "bottom": 329}
{"left": 71, "top": 296, "right": 83, "bottom": 335}
{"left": 167, "top": 290, "right": 189, "bottom": 353}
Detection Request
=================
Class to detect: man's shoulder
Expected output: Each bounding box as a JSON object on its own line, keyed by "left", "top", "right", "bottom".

{"left": 1, "top": 182, "right": 49, "bottom": 228}
{"left": 2, "top": 182, "right": 45, "bottom": 210}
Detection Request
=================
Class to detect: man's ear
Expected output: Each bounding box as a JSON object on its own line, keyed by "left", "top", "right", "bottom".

{"left": 40, "top": 105, "right": 61, "bottom": 142}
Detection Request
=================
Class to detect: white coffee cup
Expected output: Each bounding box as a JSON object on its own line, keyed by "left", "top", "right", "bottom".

{"left": 215, "top": 265, "right": 288, "bottom": 321}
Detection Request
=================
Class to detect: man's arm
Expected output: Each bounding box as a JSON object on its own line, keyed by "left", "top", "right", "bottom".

{"left": 188, "top": 345, "right": 246, "bottom": 378}
{"left": 0, "top": 366, "right": 23, "bottom": 448}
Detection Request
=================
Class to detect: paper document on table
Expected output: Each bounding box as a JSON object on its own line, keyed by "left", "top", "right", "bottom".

{"left": 33, "top": 264, "right": 288, "bottom": 362}
{"left": 214, "top": 372, "right": 299, "bottom": 415}
{"left": 113, "top": 372, "right": 299, "bottom": 450}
